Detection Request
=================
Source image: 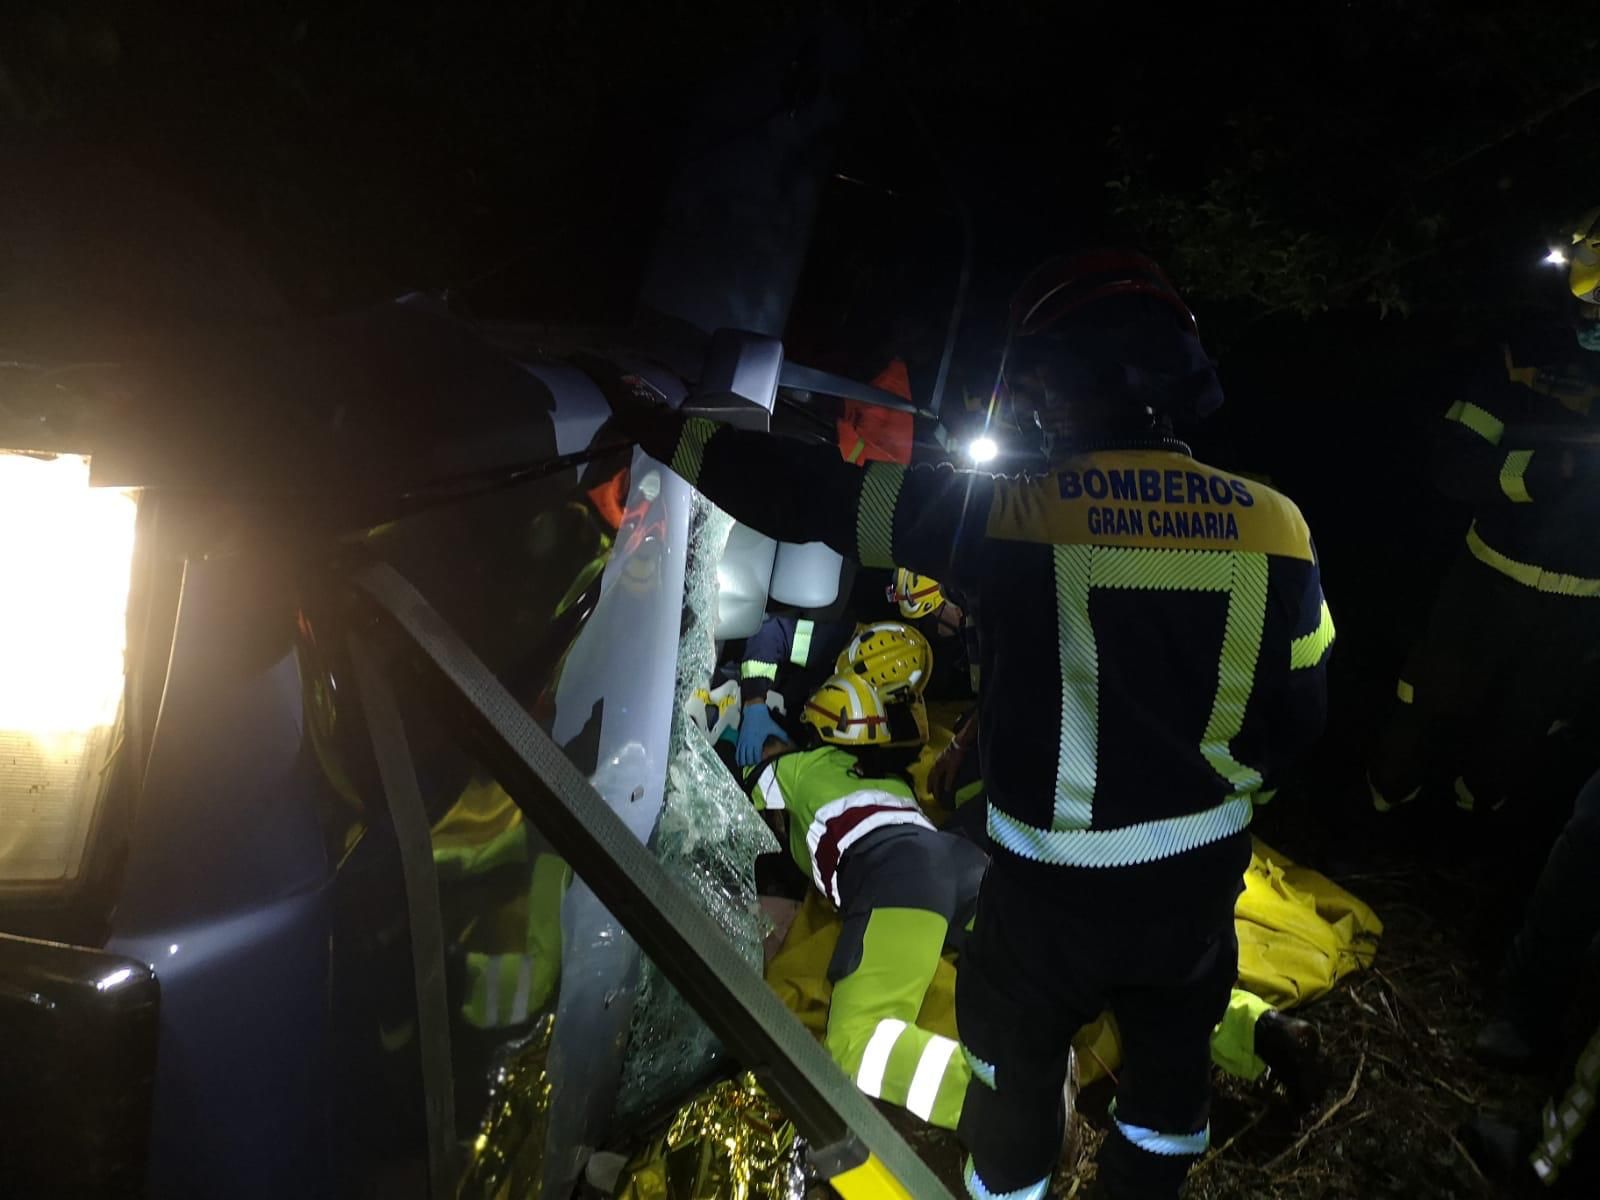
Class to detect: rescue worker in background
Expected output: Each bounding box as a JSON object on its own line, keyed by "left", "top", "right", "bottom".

{"left": 432, "top": 777, "right": 568, "bottom": 1032}
{"left": 888, "top": 567, "right": 978, "bottom": 702}
{"left": 838, "top": 354, "right": 917, "bottom": 466}
{"left": 734, "top": 612, "right": 855, "bottom": 766}
{"left": 735, "top": 338, "right": 923, "bottom": 765}
{"left": 612, "top": 248, "right": 1334, "bottom": 1200}
{"left": 736, "top": 571, "right": 963, "bottom": 767}
{"left": 1368, "top": 212, "right": 1600, "bottom": 818}
{"left": 1463, "top": 768, "right": 1600, "bottom": 1193}
{"left": 750, "top": 651, "right": 991, "bottom": 1129}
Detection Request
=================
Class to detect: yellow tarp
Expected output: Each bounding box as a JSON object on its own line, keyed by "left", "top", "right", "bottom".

{"left": 764, "top": 837, "right": 1382, "bottom": 1086}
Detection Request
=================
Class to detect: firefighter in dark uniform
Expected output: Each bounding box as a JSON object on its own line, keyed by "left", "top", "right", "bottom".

{"left": 1368, "top": 214, "right": 1600, "bottom": 817}
{"left": 613, "top": 249, "right": 1333, "bottom": 1199}
{"left": 1463, "top": 769, "right": 1600, "bottom": 1194}
{"left": 734, "top": 612, "right": 856, "bottom": 766}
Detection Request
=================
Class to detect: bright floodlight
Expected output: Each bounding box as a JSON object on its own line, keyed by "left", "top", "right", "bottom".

{"left": 0, "top": 453, "right": 138, "bottom": 886}
{"left": 968, "top": 436, "right": 999, "bottom": 464}
{"left": 1545, "top": 248, "right": 1569, "bottom": 266}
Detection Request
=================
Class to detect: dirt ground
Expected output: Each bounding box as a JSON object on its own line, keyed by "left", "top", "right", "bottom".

{"left": 883, "top": 830, "right": 1556, "bottom": 1199}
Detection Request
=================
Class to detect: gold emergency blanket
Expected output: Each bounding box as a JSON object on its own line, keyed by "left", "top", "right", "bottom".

{"left": 614, "top": 1073, "right": 804, "bottom": 1200}
{"left": 764, "top": 838, "right": 1382, "bottom": 1086}
{"left": 456, "top": 1014, "right": 556, "bottom": 1200}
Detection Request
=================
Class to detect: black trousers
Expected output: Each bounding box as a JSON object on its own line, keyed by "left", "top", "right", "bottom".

{"left": 828, "top": 824, "right": 989, "bottom": 981}
{"left": 1502, "top": 770, "right": 1600, "bottom": 1045}
{"left": 956, "top": 866, "right": 1237, "bottom": 1199}
{"left": 1371, "top": 551, "right": 1600, "bottom": 813}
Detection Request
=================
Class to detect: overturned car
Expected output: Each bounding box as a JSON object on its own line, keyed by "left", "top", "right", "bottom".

{"left": 0, "top": 27, "right": 973, "bottom": 1200}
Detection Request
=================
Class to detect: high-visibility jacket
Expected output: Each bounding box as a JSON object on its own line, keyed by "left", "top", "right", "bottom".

{"left": 433, "top": 780, "right": 570, "bottom": 1030}
{"left": 748, "top": 746, "right": 934, "bottom": 905}
{"left": 1435, "top": 338, "right": 1600, "bottom": 593}
{"left": 645, "top": 416, "right": 1331, "bottom": 913}
{"left": 836, "top": 358, "right": 915, "bottom": 466}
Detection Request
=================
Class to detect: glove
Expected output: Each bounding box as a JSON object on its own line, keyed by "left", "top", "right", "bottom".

{"left": 928, "top": 711, "right": 978, "bottom": 806}
{"left": 736, "top": 702, "right": 788, "bottom": 767}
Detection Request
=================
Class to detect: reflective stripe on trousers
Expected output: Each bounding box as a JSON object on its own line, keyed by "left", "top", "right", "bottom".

{"left": 463, "top": 952, "right": 536, "bottom": 1028}
{"left": 1531, "top": 1022, "right": 1600, "bottom": 1183}
{"left": 853, "top": 1019, "right": 965, "bottom": 1123}
{"left": 1110, "top": 1099, "right": 1210, "bottom": 1156}
{"left": 963, "top": 1159, "right": 1049, "bottom": 1200}
{"left": 826, "top": 907, "right": 969, "bottom": 1131}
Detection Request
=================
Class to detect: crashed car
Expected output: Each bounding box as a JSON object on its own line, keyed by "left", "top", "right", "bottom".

{"left": 0, "top": 28, "right": 972, "bottom": 1200}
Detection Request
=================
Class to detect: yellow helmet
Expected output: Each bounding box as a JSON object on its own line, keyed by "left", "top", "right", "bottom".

{"left": 802, "top": 674, "right": 928, "bottom": 749}
{"left": 1570, "top": 208, "right": 1600, "bottom": 303}
{"left": 835, "top": 621, "right": 933, "bottom": 698}
{"left": 888, "top": 568, "right": 945, "bottom": 620}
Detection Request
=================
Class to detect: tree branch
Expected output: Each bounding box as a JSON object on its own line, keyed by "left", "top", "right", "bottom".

{"left": 1418, "top": 77, "right": 1600, "bottom": 186}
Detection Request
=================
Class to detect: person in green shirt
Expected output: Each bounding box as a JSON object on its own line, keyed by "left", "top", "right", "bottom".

{"left": 750, "top": 667, "right": 990, "bottom": 1130}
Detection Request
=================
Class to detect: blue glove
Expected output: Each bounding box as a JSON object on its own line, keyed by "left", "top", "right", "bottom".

{"left": 736, "top": 703, "right": 788, "bottom": 767}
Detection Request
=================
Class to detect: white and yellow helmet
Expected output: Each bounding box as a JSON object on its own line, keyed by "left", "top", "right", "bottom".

{"left": 888, "top": 568, "right": 945, "bottom": 620}
{"left": 803, "top": 674, "right": 927, "bottom": 749}
{"left": 835, "top": 621, "right": 933, "bottom": 699}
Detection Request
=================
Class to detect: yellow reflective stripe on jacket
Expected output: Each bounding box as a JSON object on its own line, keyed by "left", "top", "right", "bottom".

{"left": 669, "top": 418, "right": 719, "bottom": 486}
{"left": 741, "top": 660, "right": 779, "bottom": 680}
{"left": 1396, "top": 679, "right": 1415, "bottom": 704}
{"left": 856, "top": 463, "right": 905, "bottom": 568}
{"left": 752, "top": 762, "right": 785, "bottom": 810}
{"left": 790, "top": 619, "right": 815, "bottom": 666}
{"left": 1443, "top": 399, "right": 1506, "bottom": 446}
{"left": 1500, "top": 449, "right": 1534, "bottom": 502}
{"left": 1466, "top": 523, "right": 1600, "bottom": 597}
{"left": 1289, "top": 600, "right": 1336, "bottom": 669}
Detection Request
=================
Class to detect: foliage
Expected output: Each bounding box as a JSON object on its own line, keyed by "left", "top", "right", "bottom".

{"left": 1094, "top": 4, "right": 1600, "bottom": 322}
{"left": 1, "top": 1, "right": 1595, "bottom": 330}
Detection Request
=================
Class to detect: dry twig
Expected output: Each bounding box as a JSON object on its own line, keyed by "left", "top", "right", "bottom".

{"left": 1445, "top": 1124, "right": 1491, "bottom": 1187}
{"left": 1193, "top": 1107, "right": 1269, "bottom": 1172}
{"left": 1430, "top": 1073, "right": 1481, "bottom": 1106}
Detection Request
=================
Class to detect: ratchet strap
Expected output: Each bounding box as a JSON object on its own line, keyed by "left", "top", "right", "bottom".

{"left": 349, "top": 561, "right": 945, "bottom": 1199}
{"left": 350, "top": 634, "right": 461, "bottom": 1199}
